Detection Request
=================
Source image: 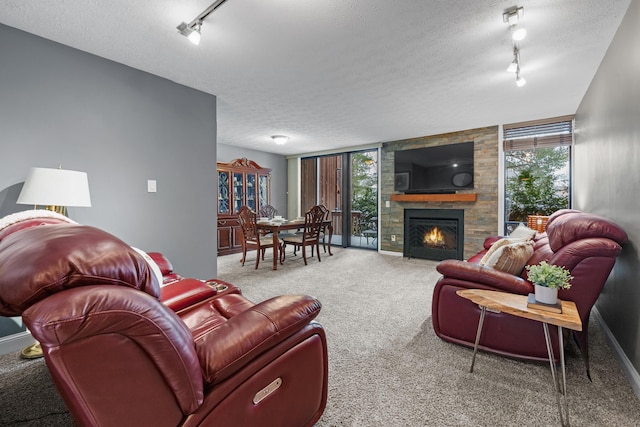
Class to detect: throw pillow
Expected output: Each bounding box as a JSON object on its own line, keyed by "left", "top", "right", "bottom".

{"left": 484, "top": 240, "right": 534, "bottom": 275}
{"left": 479, "top": 237, "right": 525, "bottom": 265}
{"left": 508, "top": 223, "right": 538, "bottom": 241}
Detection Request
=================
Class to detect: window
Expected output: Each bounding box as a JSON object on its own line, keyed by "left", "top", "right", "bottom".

{"left": 503, "top": 116, "right": 573, "bottom": 234}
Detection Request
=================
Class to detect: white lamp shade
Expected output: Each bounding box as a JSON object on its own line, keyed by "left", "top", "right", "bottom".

{"left": 17, "top": 167, "right": 92, "bottom": 207}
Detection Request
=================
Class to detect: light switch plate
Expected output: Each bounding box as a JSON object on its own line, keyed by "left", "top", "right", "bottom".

{"left": 147, "top": 180, "right": 157, "bottom": 193}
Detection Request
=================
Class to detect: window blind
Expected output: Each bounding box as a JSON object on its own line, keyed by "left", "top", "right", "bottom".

{"left": 503, "top": 116, "right": 573, "bottom": 151}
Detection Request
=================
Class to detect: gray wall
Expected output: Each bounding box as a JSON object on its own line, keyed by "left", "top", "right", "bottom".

{"left": 574, "top": 0, "right": 640, "bottom": 376}
{"left": 0, "top": 24, "right": 218, "bottom": 279}
{"left": 217, "top": 143, "right": 288, "bottom": 216}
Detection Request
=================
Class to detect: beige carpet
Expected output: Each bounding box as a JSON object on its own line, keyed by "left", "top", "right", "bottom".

{"left": 1, "top": 247, "right": 639, "bottom": 426}
{"left": 218, "top": 247, "right": 640, "bottom": 427}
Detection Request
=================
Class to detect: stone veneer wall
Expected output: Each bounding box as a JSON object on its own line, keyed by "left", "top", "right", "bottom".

{"left": 380, "top": 126, "right": 499, "bottom": 259}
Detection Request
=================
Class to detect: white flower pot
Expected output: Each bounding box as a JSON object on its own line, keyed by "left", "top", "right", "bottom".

{"left": 534, "top": 284, "right": 558, "bottom": 305}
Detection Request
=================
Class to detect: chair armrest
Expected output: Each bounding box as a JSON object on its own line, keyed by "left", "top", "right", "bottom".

{"left": 194, "top": 294, "right": 322, "bottom": 385}
{"left": 436, "top": 259, "right": 533, "bottom": 295}
{"left": 160, "top": 278, "right": 217, "bottom": 312}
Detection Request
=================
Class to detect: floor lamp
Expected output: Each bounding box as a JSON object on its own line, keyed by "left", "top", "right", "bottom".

{"left": 16, "top": 166, "right": 92, "bottom": 358}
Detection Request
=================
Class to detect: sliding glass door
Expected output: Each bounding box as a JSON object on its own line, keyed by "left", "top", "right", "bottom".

{"left": 300, "top": 149, "right": 378, "bottom": 249}
{"left": 350, "top": 151, "right": 378, "bottom": 249}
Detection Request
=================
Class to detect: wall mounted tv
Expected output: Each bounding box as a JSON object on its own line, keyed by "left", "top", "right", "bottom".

{"left": 394, "top": 141, "right": 474, "bottom": 194}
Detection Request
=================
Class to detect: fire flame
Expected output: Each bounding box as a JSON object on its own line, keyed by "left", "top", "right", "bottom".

{"left": 423, "top": 227, "right": 444, "bottom": 246}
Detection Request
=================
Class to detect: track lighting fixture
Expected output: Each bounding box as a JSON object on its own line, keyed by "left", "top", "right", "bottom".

{"left": 177, "top": 0, "right": 230, "bottom": 45}
{"left": 503, "top": 6, "right": 528, "bottom": 87}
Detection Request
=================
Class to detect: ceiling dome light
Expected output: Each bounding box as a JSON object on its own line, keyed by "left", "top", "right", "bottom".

{"left": 512, "top": 27, "right": 527, "bottom": 41}
{"left": 271, "top": 135, "right": 289, "bottom": 145}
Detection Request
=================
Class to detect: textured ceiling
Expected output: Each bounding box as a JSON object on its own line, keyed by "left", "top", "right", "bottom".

{"left": 0, "top": 0, "right": 632, "bottom": 155}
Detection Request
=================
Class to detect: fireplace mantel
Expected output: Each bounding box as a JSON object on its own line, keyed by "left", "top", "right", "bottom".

{"left": 390, "top": 193, "right": 477, "bottom": 203}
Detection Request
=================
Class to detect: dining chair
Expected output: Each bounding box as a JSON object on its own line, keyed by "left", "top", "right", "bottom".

{"left": 259, "top": 204, "right": 278, "bottom": 219}
{"left": 237, "top": 206, "right": 284, "bottom": 269}
{"left": 282, "top": 205, "right": 325, "bottom": 265}
{"left": 258, "top": 204, "right": 278, "bottom": 237}
{"left": 317, "top": 204, "right": 330, "bottom": 253}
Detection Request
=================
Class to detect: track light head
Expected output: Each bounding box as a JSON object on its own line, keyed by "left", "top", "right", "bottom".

{"left": 512, "top": 27, "right": 527, "bottom": 41}
{"left": 176, "top": 0, "right": 231, "bottom": 46}
{"left": 188, "top": 21, "right": 202, "bottom": 45}
{"left": 177, "top": 21, "right": 201, "bottom": 45}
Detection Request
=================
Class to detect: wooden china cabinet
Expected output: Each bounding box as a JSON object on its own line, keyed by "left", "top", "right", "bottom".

{"left": 217, "top": 158, "right": 271, "bottom": 256}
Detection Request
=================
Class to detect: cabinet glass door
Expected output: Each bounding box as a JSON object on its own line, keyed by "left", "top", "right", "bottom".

{"left": 218, "top": 171, "right": 230, "bottom": 214}
{"left": 259, "top": 175, "right": 268, "bottom": 211}
{"left": 233, "top": 173, "right": 244, "bottom": 213}
{"left": 246, "top": 174, "right": 256, "bottom": 211}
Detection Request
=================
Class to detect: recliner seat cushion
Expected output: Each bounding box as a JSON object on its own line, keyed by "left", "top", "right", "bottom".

{"left": 194, "top": 294, "right": 322, "bottom": 385}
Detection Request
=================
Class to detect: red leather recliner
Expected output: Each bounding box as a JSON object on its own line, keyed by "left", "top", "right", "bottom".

{"left": 432, "top": 209, "right": 627, "bottom": 378}
{"left": 0, "top": 219, "right": 328, "bottom": 427}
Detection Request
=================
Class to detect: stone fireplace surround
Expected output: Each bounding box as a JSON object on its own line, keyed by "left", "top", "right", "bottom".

{"left": 379, "top": 126, "right": 499, "bottom": 259}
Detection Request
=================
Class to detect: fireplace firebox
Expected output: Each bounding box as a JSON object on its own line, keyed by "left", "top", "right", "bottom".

{"left": 403, "top": 209, "right": 464, "bottom": 261}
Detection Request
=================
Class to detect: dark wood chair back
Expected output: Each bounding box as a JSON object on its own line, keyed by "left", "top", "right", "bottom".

{"left": 238, "top": 206, "right": 259, "bottom": 243}
{"left": 237, "top": 206, "right": 282, "bottom": 269}
{"left": 282, "top": 205, "right": 326, "bottom": 265}
{"left": 259, "top": 204, "right": 278, "bottom": 219}
{"left": 303, "top": 205, "right": 325, "bottom": 243}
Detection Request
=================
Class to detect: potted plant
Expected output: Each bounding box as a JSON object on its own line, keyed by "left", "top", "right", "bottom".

{"left": 525, "top": 261, "right": 574, "bottom": 305}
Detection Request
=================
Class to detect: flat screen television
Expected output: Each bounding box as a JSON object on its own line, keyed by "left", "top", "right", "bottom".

{"left": 393, "top": 141, "right": 474, "bottom": 193}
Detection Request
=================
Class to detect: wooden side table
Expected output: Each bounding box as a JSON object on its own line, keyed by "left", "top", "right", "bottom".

{"left": 457, "top": 289, "right": 582, "bottom": 427}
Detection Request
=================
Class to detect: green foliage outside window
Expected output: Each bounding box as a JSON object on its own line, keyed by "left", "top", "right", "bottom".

{"left": 351, "top": 152, "right": 378, "bottom": 230}
{"left": 505, "top": 146, "right": 570, "bottom": 222}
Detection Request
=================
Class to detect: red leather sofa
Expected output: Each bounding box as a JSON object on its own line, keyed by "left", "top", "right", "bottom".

{"left": 432, "top": 209, "right": 627, "bottom": 377}
{"left": 0, "top": 212, "right": 328, "bottom": 427}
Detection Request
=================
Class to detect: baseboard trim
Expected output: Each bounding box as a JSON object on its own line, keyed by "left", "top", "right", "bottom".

{"left": 593, "top": 307, "right": 640, "bottom": 399}
{"left": 378, "top": 249, "right": 402, "bottom": 257}
{"left": 0, "top": 331, "right": 35, "bottom": 356}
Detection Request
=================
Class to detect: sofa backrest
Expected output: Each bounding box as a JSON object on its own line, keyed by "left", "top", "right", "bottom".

{"left": 0, "top": 224, "right": 160, "bottom": 316}
{"left": 525, "top": 211, "right": 627, "bottom": 320}
{"left": 546, "top": 211, "right": 628, "bottom": 252}
{"left": 0, "top": 209, "right": 75, "bottom": 241}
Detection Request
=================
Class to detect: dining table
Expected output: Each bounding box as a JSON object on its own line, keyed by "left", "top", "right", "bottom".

{"left": 256, "top": 218, "right": 333, "bottom": 270}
